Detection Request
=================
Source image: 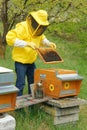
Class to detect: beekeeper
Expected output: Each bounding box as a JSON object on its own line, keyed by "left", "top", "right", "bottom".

{"left": 6, "top": 10, "right": 56, "bottom": 96}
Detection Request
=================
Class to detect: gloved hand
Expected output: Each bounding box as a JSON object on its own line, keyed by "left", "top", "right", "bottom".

{"left": 49, "top": 42, "right": 56, "bottom": 49}
{"left": 14, "top": 39, "right": 37, "bottom": 49}
{"left": 27, "top": 42, "right": 37, "bottom": 49}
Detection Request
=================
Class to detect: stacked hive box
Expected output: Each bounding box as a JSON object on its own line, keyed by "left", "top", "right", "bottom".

{"left": 0, "top": 67, "right": 19, "bottom": 113}
{"left": 34, "top": 68, "right": 85, "bottom": 125}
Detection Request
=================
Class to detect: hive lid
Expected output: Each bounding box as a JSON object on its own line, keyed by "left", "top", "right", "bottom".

{"left": 37, "top": 47, "right": 63, "bottom": 64}
{"left": 56, "top": 74, "right": 83, "bottom": 81}
{"left": 0, "top": 85, "right": 19, "bottom": 95}
{"left": 0, "top": 67, "right": 13, "bottom": 73}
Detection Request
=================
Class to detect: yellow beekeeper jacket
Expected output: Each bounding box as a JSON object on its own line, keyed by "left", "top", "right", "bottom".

{"left": 6, "top": 20, "right": 45, "bottom": 64}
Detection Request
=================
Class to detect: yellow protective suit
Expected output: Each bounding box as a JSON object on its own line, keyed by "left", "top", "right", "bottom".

{"left": 6, "top": 21, "right": 46, "bottom": 63}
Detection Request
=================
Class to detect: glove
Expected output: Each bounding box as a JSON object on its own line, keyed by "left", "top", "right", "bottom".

{"left": 27, "top": 42, "right": 37, "bottom": 49}
{"left": 14, "top": 39, "right": 37, "bottom": 49}
{"left": 14, "top": 38, "right": 27, "bottom": 48}
{"left": 49, "top": 42, "right": 56, "bottom": 49}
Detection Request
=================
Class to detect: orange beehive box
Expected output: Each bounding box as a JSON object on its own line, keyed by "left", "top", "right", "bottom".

{"left": 34, "top": 69, "right": 83, "bottom": 99}
{"left": 0, "top": 67, "right": 19, "bottom": 113}
{"left": 0, "top": 86, "right": 18, "bottom": 113}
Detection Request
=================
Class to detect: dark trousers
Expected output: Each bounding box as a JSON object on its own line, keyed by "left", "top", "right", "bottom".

{"left": 15, "top": 62, "right": 36, "bottom": 96}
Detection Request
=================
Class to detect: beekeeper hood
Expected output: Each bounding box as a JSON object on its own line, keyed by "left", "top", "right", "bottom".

{"left": 26, "top": 10, "right": 49, "bottom": 36}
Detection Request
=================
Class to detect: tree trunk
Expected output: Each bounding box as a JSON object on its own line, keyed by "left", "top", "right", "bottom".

{"left": 0, "top": 33, "right": 6, "bottom": 58}
{"left": 1, "top": 0, "right": 9, "bottom": 44}
{"left": 0, "top": 0, "right": 9, "bottom": 58}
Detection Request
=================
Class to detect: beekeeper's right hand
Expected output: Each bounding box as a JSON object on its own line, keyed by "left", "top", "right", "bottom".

{"left": 14, "top": 38, "right": 36, "bottom": 49}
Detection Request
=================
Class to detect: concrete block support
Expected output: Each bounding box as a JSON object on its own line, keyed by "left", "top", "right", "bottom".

{"left": 0, "top": 113, "right": 16, "bottom": 130}
{"left": 43, "top": 97, "right": 87, "bottom": 125}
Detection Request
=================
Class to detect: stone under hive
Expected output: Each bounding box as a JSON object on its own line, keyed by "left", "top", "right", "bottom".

{"left": 43, "top": 97, "right": 87, "bottom": 125}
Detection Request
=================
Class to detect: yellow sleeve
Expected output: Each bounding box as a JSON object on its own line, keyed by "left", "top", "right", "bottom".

{"left": 6, "top": 29, "right": 17, "bottom": 46}
{"left": 40, "top": 34, "right": 46, "bottom": 47}
{"left": 41, "top": 34, "right": 46, "bottom": 40}
{"left": 6, "top": 22, "right": 26, "bottom": 46}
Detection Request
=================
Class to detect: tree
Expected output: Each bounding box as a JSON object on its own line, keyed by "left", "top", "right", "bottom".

{"left": 0, "top": 0, "right": 28, "bottom": 43}
{"left": 0, "top": 0, "right": 28, "bottom": 58}
{"left": 0, "top": 0, "right": 87, "bottom": 58}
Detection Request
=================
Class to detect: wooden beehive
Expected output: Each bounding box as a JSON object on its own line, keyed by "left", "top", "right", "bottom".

{"left": 34, "top": 69, "right": 83, "bottom": 99}
{"left": 0, "top": 67, "right": 19, "bottom": 113}
{"left": 0, "top": 87, "right": 18, "bottom": 113}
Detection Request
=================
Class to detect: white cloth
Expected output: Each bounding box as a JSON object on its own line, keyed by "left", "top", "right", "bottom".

{"left": 14, "top": 38, "right": 27, "bottom": 48}
{"left": 42, "top": 38, "right": 50, "bottom": 46}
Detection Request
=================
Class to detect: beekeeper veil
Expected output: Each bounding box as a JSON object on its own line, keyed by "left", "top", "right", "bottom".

{"left": 27, "top": 10, "right": 49, "bottom": 36}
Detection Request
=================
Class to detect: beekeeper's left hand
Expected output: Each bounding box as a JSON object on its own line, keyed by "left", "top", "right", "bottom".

{"left": 27, "top": 42, "right": 37, "bottom": 49}
{"left": 49, "top": 42, "right": 56, "bottom": 49}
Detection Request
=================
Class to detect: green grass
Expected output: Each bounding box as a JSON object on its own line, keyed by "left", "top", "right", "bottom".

{"left": 9, "top": 104, "right": 87, "bottom": 130}
{"left": 1, "top": 40, "right": 87, "bottom": 130}
{"left": 0, "top": 21, "right": 87, "bottom": 130}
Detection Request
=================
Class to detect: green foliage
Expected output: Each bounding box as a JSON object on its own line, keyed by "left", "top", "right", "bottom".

{"left": 1, "top": 0, "right": 87, "bottom": 28}
{"left": 48, "top": 19, "right": 87, "bottom": 44}
{"left": 0, "top": 0, "right": 87, "bottom": 44}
